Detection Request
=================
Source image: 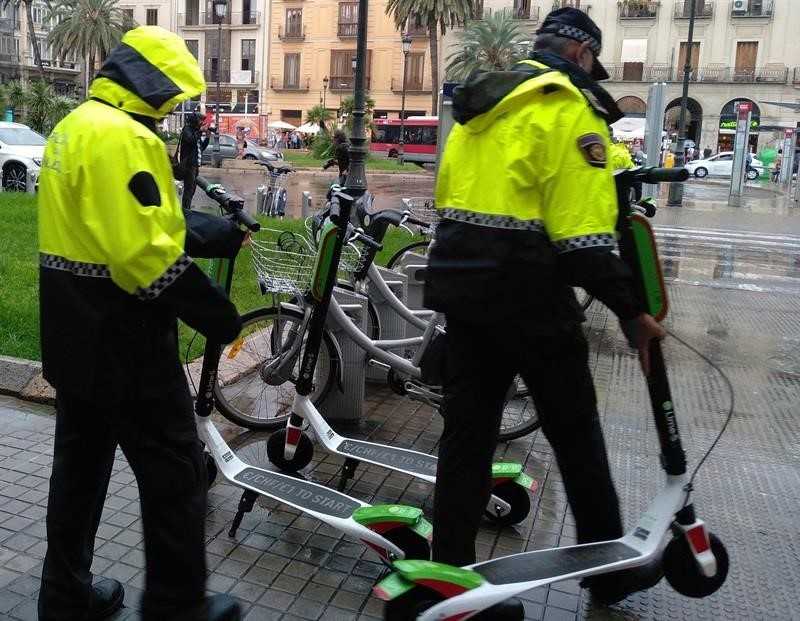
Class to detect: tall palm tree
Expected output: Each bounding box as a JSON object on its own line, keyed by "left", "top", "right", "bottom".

{"left": 386, "top": 0, "right": 476, "bottom": 113}
{"left": 47, "top": 0, "right": 129, "bottom": 89}
{"left": 1, "top": 0, "right": 47, "bottom": 78}
{"left": 306, "top": 104, "right": 333, "bottom": 133}
{"left": 445, "top": 10, "right": 526, "bottom": 80}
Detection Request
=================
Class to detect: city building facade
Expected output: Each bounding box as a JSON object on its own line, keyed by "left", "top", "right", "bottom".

{"left": 444, "top": 0, "right": 800, "bottom": 151}
{"left": 119, "top": 0, "right": 177, "bottom": 30}
{"left": 0, "top": 1, "right": 81, "bottom": 96}
{"left": 265, "top": 0, "right": 433, "bottom": 128}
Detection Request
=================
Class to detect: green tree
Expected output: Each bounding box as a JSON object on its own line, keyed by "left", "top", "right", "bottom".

{"left": 1, "top": 0, "right": 47, "bottom": 78}
{"left": 340, "top": 95, "right": 375, "bottom": 134}
{"left": 445, "top": 10, "right": 525, "bottom": 80}
{"left": 47, "top": 0, "right": 130, "bottom": 87}
{"left": 385, "top": 0, "right": 476, "bottom": 113}
{"left": 305, "top": 104, "right": 333, "bottom": 133}
{"left": 0, "top": 80, "right": 78, "bottom": 134}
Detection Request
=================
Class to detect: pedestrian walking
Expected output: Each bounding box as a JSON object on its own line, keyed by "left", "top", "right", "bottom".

{"left": 179, "top": 110, "right": 214, "bottom": 211}
{"left": 37, "top": 26, "right": 243, "bottom": 621}
{"left": 322, "top": 129, "right": 351, "bottom": 185}
{"left": 426, "top": 7, "right": 665, "bottom": 614}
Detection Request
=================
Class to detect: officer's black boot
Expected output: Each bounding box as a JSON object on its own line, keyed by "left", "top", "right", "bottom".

{"left": 87, "top": 578, "right": 124, "bottom": 620}
{"left": 152, "top": 595, "right": 241, "bottom": 621}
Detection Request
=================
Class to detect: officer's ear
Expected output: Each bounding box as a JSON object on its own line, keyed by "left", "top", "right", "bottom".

{"left": 576, "top": 40, "right": 595, "bottom": 74}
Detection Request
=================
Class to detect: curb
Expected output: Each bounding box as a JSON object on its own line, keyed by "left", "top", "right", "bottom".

{"left": 198, "top": 166, "right": 432, "bottom": 180}
{"left": 0, "top": 355, "right": 55, "bottom": 406}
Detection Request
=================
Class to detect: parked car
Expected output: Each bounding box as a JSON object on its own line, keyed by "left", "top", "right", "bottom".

{"left": 200, "top": 134, "right": 283, "bottom": 165}
{"left": 684, "top": 151, "right": 764, "bottom": 181}
{"left": 0, "top": 122, "right": 45, "bottom": 191}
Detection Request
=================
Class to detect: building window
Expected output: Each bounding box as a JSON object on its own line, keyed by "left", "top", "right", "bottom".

{"left": 284, "top": 53, "right": 300, "bottom": 88}
{"left": 121, "top": 8, "right": 134, "bottom": 22}
{"left": 185, "top": 0, "right": 199, "bottom": 26}
{"left": 677, "top": 41, "right": 700, "bottom": 80}
{"left": 338, "top": 3, "right": 358, "bottom": 37}
{"left": 404, "top": 52, "right": 424, "bottom": 90}
{"left": 31, "top": 3, "right": 46, "bottom": 26}
{"left": 281, "top": 109, "right": 302, "bottom": 125}
{"left": 330, "top": 49, "right": 371, "bottom": 90}
{"left": 734, "top": 41, "right": 758, "bottom": 81}
{"left": 241, "top": 39, "right": 255, "bottom": 70}
{"left": 185, "top": 39, "right": 199, "bottom": 59}
{"left": 285, "top": 8, "right": 302, "bottom": 37}
{"left": 621, "top": 39, "right": 648, "bottom": 81}
{"left": 146, "top": 8, "right": 158, "bottom": 26}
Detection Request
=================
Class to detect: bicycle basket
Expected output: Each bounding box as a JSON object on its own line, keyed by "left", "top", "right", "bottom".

{"left": 250, "top": 228, "right": 316, "bottom": 296}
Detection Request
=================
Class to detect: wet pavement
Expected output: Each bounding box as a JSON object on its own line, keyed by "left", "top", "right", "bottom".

{"left": 0, "top": 186, "right": 799, "bottom": 620}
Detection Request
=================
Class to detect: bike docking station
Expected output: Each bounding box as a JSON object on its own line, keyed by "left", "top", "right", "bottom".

{"left": 364, "top": 265, "right": 411, "bottom": 381}
{"left": 191, "top": 179, "right": 435, "bottom": 565}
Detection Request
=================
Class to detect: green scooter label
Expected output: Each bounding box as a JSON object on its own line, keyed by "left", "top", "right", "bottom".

{"left": 492, "top": 462, "right": 537, "bottom": 491}
{"left": 373, "top": 572, "right": 415, "bottom": 601}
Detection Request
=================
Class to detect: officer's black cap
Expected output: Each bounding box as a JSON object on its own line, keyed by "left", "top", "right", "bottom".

{"left": 536, "top": 7, "right": 609, "bottom": 81}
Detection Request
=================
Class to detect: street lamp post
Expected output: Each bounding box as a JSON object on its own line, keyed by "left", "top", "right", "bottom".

{"left": 345, "top": 0, "right": 369, "bottom": 195}
{"left": 398, "top": 34, "right": 412, "bottom": 165}
{"left": 322, "top": 76, "right": 328, "bottom": 109}
{"left": 212, "top": 0, "right": 228, "bottom": 168}
{"left": 667, "top": 0, "right": 696, "bottom": 205}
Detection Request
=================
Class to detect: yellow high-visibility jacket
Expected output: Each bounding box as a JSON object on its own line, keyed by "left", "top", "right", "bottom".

{"left": 426, "top": 59, "right": 639, "bottom": 324}
{"left": 38, "top": 26, "right": 240, "bottom": 401}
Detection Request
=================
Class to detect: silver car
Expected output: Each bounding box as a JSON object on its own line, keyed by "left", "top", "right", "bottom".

{"left": 201, "top": 134, "right": 283, "bottom": 165}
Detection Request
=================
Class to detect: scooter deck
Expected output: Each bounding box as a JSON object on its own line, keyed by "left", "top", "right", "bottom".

{"left": 234, "top": 467, "right": 360, "bottom": 518}
{"left": 473, "top": 541, "right": 640, "bottom": 585}
{"left": 336, "top": 439, "right": 437, "bottom": 479}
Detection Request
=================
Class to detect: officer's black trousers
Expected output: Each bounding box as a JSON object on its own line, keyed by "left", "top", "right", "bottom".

{"left": 39, "top": 385, "right": 207, "bottom": 620}
{"left": 432, "top": 317, "right": 623, "bottom": 566}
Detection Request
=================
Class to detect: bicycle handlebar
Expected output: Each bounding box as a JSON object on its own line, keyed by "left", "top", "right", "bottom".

{"left": 196, "top": 176, "right": 261, "bottom": 232}
{"left": 616, "top": 166, "right": 689, "bottom": 184}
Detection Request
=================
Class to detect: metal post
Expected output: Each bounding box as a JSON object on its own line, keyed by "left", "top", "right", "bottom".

{"left": 666, "top": 0, "right": 696, "bottom": 206}
{"left": 728, "top": 102, "right": 752, "bottom": 206}
{"left": 213, "top": 17, "right": 222, "bottom": 167}
{"left": 643, "top": 82, "right": 667, "bottom": 199}
{"left": 780, "top": 129, "right": 795, "bottom": 188}
{"left": 399, "top": 55, "right": 408, "bottom": 164}
{"left": 344, "top": 0, "right": 369, "bottom": 195}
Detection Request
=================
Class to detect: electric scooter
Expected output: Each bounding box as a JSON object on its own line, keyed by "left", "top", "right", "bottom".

{"left": 263, "top": 201, "right": 538, "bottom": 528}
{"left": 192, "top": 178, "right": 433, "bottom": 564}
{"left": 373, "top": 167, "right": 731, "bottom": 619}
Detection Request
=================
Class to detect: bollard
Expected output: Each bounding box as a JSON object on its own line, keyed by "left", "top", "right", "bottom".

{"left": 317, "top": 286, "right": 368, "bottom": 423}
{"left": 302, "top": 191, "right": 314, "bottom": 218}
{"left": 26, "top": 168, "right": 38, "bottom": 193}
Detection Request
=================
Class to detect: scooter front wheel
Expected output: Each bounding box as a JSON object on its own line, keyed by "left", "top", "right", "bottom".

{"left": 384, "top": 527, "right": 431, "bottom": 561}
{"left": 485, "top": 480, "right": 531, "bottom": 527}
{"left": 663, "top": 531, "right": 729, "bottom": 598}
{"left": 266, "top": 428, "right": 314, "bottom": 472}
{"left": 384, "top": 586, "right": 442, "bottom": 621}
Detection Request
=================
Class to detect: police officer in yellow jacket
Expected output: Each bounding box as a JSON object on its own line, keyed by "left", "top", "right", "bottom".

{"left": 426, "top": 8, "right": 665, "bottom": 610}
{"left": 38, "top": 27, "right": 242, "bottom": 621}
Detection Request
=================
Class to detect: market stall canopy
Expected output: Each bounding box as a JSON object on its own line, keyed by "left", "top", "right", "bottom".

{"left": 296, "top": 122, "right": 321, "bottom": 134}
{"left": 611, "top": 117, "right": 646, "bottom": 140}
{"left": 268, "top": 120, "right": 297, "bottom": 130}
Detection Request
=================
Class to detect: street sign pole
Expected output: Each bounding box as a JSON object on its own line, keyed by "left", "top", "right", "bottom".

{"left": 779, "top": 129, "right": 795, "bottom": 189}
{"left": 728, "top": 102, "right": 752, "bottom": 206}
{"left": 643, "top": 82, "right": 667, "bottom": 199}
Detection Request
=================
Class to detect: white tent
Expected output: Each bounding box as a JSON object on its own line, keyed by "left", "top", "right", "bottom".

{"left": 296, "top": 122, "right": 321, "bottom": 135}
{"left": 611, "top": 117, "right": 646, "bottom": 141}
{"left": 269, "top": 120, "right": 297, "bottom": 130}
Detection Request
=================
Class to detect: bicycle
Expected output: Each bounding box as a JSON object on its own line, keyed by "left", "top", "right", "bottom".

{"left": 255, "top": 161, "right": 293, "bottom": 218}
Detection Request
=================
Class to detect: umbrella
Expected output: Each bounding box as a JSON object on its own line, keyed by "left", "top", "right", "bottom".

{"left": 296, "top": 122, "right": 321, "bottom": 135}
{"left": 269, "top": 120, "right": 297, "bottom": 130}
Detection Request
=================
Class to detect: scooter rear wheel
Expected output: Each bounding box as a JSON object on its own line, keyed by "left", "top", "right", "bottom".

{"left": 663, "top": 532, "right": 729, "bottom": 598}
{"left": 384, "top": 527, "right": 431, "bottom": 561}
{"left": 266, "top": 428, "right": 314, "bottom": 472}
{"left": 485, "top": 480, "right": 531, "bottom": 527}
{"left": 383, "top": 586, "right": 442, "bottom": 621}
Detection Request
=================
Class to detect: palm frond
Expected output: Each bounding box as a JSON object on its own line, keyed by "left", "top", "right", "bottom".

{"left": 445, "top": 10, "right": 526, "bottom": 80}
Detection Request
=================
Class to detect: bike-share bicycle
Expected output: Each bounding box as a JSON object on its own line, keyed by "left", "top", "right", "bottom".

{"left": 191, "top": 177, "right": 433, "bottom": 563}
{"left": 255, "top": 161, "right": 293, "bottom": 218}
{"left": 373, "top": 166, "right": 731, "bottom": 619}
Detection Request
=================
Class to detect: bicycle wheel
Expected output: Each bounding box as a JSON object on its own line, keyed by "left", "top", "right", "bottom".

{"left": 386, "top": 240, "right": 431, "bottom": 270}
{"left": 498, "top": 376, "right": 541, "bottom": 442}
{"left": 213, "top": 306, "right": 336, "bottom": 430}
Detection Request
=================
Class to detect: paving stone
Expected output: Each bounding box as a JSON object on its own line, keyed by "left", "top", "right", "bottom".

{"left": 258, "top": 587, "right": 296, "bottom": 611}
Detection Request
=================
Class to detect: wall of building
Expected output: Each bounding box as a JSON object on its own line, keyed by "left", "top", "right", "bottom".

{"left": 265, "top": 0, "right": 433, "bottom": 128}
{"left": 442, "top": 0, "right": 800, "bottom": 151}
{"left": 119, "top": 0, "right": 176, "bottom": 30}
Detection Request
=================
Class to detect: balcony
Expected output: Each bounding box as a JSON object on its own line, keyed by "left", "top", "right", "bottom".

{"left": 278, "top": 24, "right": 305, "bottom": 40}
{"left": 337, "top": 22, "right": 358, "bottom": 38}
{"left": 603, "top": 63, "right": 788, "bottom": 83}
{"left": 618, "top": 1, "right": 659, "bottom": 19}
{"left": 556, "top": 0, "right": 591, "bottom": 13}
{"left": 0, "top": 51, "right": 19, "bottom": 64}
{"left": 0, "top": 17, "right": 21, "bottom": 31}
{"left": 179, "top": 11, "right": 261, "bottom": 27}
{"left": 390, "top": 77, "right": 431, "bottom": 94}
{"left": 674, "top": 1, "right": 713, "bottom": 18}
{"left": 329, "top": 75, "right": 370, "bottom": 90}
{"left": 730, "top": 0, "right": 773, "bottom": 18}
{"left": 270, "top": 76, "right": 310, "bottom": 91}
{"left": 513, "top": 3, "right": 540, "bottom": 20}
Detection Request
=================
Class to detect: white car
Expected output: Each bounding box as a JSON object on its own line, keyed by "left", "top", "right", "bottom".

{"left": 685, "top": 151, "right": 763, "bottom": 181}
{"left": 0, "top": 122, "right": 45, "bottom": 192}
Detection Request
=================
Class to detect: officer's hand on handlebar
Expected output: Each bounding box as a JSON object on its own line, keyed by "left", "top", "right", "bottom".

{"left": 624, "top": 314, "right": 666, "bottom": 376}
